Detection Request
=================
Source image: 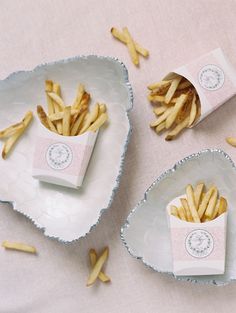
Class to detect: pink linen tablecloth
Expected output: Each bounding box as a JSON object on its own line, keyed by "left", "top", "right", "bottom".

{"left": 1, "top": 0, "right": 236, "bottom": 312}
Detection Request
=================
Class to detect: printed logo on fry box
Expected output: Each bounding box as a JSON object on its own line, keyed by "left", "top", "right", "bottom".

{"left": 32, "top": 124, "right": 98, "bottom": 189}
{"left": 167, "top": 195, "right": 227, "bottom": 276}
{"left": 164, "top": 48, "right": 236, "bottom": 125}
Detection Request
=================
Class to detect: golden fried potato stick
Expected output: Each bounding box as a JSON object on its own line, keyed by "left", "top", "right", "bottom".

{"left": 165, "top": 115, "right": 189, "bottom": 141}
{"left": 164, "top": 76, "right": 182, "bottom": 104}
{"left": 153, "top": 106, "right": 168, "bottom": 116}
{"left": 89, "top": 249, "right": 110, "bottom": 283}
{"left": 177, "top": 80, "right": 192, "bottom": 90}
{"left": 45, "top": 80, "right": 54, "bottom": 115}
{"left": 123, "top": 27, "right": 139, "bottom": 66}
{"left": 186, "top": 184, "right": 200, "bottom": 223}
{"left": 49, "top": 109, "right": 81, "bottom": 122}
{"left": 198, "top": 186, "right": 215, "bottom": 219}
{"left": 87, "top": 113, "right": 108, "bottom": 132}
{"left": 148, "top": 95, "right": 178, "bottom": 104}
{"left": 99, "top": 103, "right": 107, "bottom": 115}
{"left": 211, "top": 199, "right": 220, "bottom": 220}
{"left": 150, "top": 107, "right": 173, "bottom": 128}
{"left": 62, "top": 106, "right": 71, "bottom": 136}
{"left": 177, "top": 206, "right": 187, "bottom": 221}
{"left": 37, "top": 105, "right": 57, "bottom": 133}
{"left": 70, "top": 110, "right": 87, "bottom": 136}
{"left": 194, "top": 183, "right": 204, "bottom": 210}
{"left": 87, "top": 247, "right": 109, "bottom": 286}
{"left": 0, "top": 122, "right": 24, "bottom": 139}
{"left": 79, "top": 103, "right": 99, "bottom": 134}
{"left": 52, "top": 83, "right": 63, "bottom": 135}
{"left": 155, "top": 121, "right": 166, "bottom": 133}
{"left": 165, "top": 94, "right": 188, "bottom": 129}
{"left": 180, "top": 198, "right": 193, "bottom": 222}
{"left": 2, "top": 240, "right": 36, "bottom": 254}
{"left": 72, "top": 84, "right": 85, "bottom": 110}
{"left": 226, "top": 137, "right": 236, "bottom": 147}
{"left": 148, "top": 81, "right": 171, "bottom": 91}
{"left": 188, "top": 94, "right": 197, "bottom": 126}
{"left": 205, "top": 188, "right": 218, "bottom": 219}
{"left": 111, "top": 27, "right": 149, "bottom": 57}
{"left": 2, "top": 111, "right": 33, "bottom": 159}
{"left": 170, "top": 205, "right": 179, "bottom": 218}
{"left": 48, "top": 92, "right": 65, "bottom": 110}
{"left": 217, "top": 197, "right": 227, "bottom": 216}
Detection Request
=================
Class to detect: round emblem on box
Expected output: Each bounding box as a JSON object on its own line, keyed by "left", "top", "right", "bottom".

{"left": 198, "top": 64, "right": 224, "bottom": 91}
{"left": 46, "top": 143, "right": 73, "bottom": 170}
{"left": 185, "top": 229, "right": 214, "bottom": 258}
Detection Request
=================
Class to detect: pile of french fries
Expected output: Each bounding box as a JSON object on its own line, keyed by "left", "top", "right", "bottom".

{"left": 170, "top": 183, "right": 227, "bottom": 223}
{"left": 111, "top": 27, "right": 149, "bottom": 66}
{"left": 37, "top": 80, "right": 108, "bottom": 136}
{"left": 87, "top": 247, "right": 110, "bottom": 286}
{"left": 0, "top": 111, "right": 33, "bottom": 159}
{"left": 148, "top": 74, "right": 201, "bottom": 140}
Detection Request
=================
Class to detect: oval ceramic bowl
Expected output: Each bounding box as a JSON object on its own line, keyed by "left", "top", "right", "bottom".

{"left": 121, "top": 149, "right": 236, "bottom": 285}
{"left": 0, "top": 55, "right": 133, "bottom": 242}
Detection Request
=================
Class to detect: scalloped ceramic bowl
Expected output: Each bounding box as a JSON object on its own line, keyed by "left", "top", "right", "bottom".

{"left": 121, "top": 149, "right": 236, "bottom": 285}
{"left": 0, "top": 55, "right": 133, "bottom": 242}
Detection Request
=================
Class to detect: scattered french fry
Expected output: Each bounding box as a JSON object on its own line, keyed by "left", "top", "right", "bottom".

{"left": 123, "top": 27, "right": 139, "bottom": 66}
{"left": 89, "top": 249, "right": 110, "bottom": 283}
{"left": 2, "top": 240, "right": 36, "bottom": 254}
{"left": 111, "top": 27, "right": 149, "bottom": 57}
{"left": 2, "top": 111, "right": 33, "bottom": 159}
{"left": 226, "top": 137, "right": 236, "bottom": 147}
{"left": 0, "top": 122, "right": 24, "bottom": 138}
{"left": 87, "top": 247, "right": 109, "bottom": 286}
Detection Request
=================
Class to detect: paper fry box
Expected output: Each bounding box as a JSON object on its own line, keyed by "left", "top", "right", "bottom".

{"left": 164, "top": 48, "right": 236, "bottom": 124}
{"left": 167, "top": 195, "right": 228, "bottom": 276}
{"left": 32, "top": 124, "right": 98, "bottom": 189}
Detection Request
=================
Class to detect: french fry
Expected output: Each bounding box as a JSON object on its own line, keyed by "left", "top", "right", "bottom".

{"left": 72, "top": 84, "right": 85, "bottom": 110}
{"left": 217, "top": 197, "right": 227, "bottom": 216}
{"left": 70, "top": 110, "right": 87, "bottom": 136}
{"left": 48, "top": 92, "right": 65, "bottom": 110}
{"left": 177, "top": 206, "right": 187, "bottom": 221}
{"left": 186, "top": 184, "right": 200, "bottom": 223}
{"left": 87, "top": 113, "right": 108, "bottom": 132}
{"left": 153, "top": 106, "right": 168, "bottom": 116}
{"left": 99, "top": 103, "right": 107, "bottom": 115}
{"left": 2, "top": 240, "right": 36, "bottom": 254}
{"left": 164, "top": 76, "right": 182, "bottom": 104}
{"left": 148, "top": 81, "right": 171, "bottom": 91}
{"left": 45, "top": 80, "right": 54, "bottom": 115}
{"left": 79, "top": 103, "right": 99, "bottom": 134}
{"left": 49, "top": 109, "right": 81, "bottom": 122}
{"left": 198, "top": 186, "right": 215, "bottom": 219}
{"left": 123, "top": 27, "right": 139, "bottom": 66}
{"left": 177, "top": 80, "right": 192, "bottom": 90}
{"left": 194, "top": 182, "right": 204, "bottom": 210}
{"left": 37, "top": 105, "right": 57, "bottom": 133}
{"left": 89, "top": 249, "right": 110, "bottom": 283}
{"left": 87, "top": 247, "right": 109, "bottom": 286}
{"left": 0, "top": 122, "right": 24, "bottom": 138}
{"left": 111, "top": 27, "right": 149, "bottom": 57}
{"left": 180, "top": 198, "right": 193, "bottom": 222}
{"left": 165, "top": 115, "right": 189, "bottom": 141}
{"left": 165, "top": 94, "right": 188, "bottom": 129}
{"left": 226, "top": 137, "right": 236, "bottom": 147}
{"left": 52, "top": 83, "right": 63, "bottom": 134}
{"left": 150, "top": 107, "right": 173, "bottom": 128}
{"left": 2, "top": 111, "right": 33, "bottom": 159}
{"left": 62, "top": 106, "right": 71, "bottom": 136}
{"left": 170, "top": 205, "right": 179, "bottom": 218}
{"left": 155, "top": 121, "right": 166, "bottom": 133}
{"left": 188, "top": 94, "right": 197, "bottom": 126}
{"left": 204, "top": 188, "right": 218, "bottom": 219}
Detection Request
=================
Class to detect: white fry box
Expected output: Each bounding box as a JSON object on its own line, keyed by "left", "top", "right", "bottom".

{"left": 167, "top": 195, "right": 228, "bottom": 276}
{"left": 32, "top": 123, "right": 98, "bottom": 189}
{"left": 164, "top": 48, "right": 236, "bottom": 125}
